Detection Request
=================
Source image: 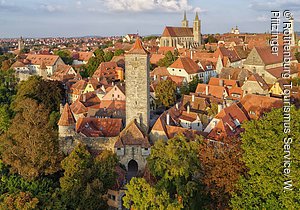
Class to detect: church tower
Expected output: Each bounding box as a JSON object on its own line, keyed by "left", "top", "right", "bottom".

{"left": 125, "top": 38, "right": 150, "bottom": 132}
{"left": 182, "top": 11, "right": 189, "bottom": 28}
{"left": 18, "top": 36, "right": 24, "bottom": 51}
{"left": 193, "top": 12, "right": 201, "bottom": 45}
{"left": 291, "top": 16, "right": 296, "bottom": 47}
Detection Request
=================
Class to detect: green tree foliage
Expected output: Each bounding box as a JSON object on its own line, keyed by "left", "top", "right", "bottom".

{"left": 155, "top": 80, "right": 177, "bottom": 108}
{"left": 0, "top": 53, "right": 15, "bottom": 70}
{"left": 146, "top": 135, "right": 203, "bottom": 208}
{"left": 114, "top": 49, "right": 125, "bottom": 56}
{"left": 60, "top": 144, "right": 118, "bottom": 210}
{"left": 123, "top": 177, "right": 183, "bottom": 210}
{"left": 188, "top": 76, "right": 202, "bottom": 93}
{"left": 54, "top": 50, "right": 73, "bottom": 65}
{"left": 207, "top": 103, "right": 219, "bottom": 116}
{"left": 1, "top": 99, "right": 61, "bottom": 179}
{"left": 0, "top": 161, "right": 66, "bottom": 210}
{"left": 0, "top": 105, "right": 11, "bottom": 134}
{"left": 230, "top": 107, "right": 300, "bottom": 209}
{"left": 205, "top": 35, "right": 218, "bottom": 44}
{"left": 0, "top": 69, "right": 17, "bottom": 105}
{"left": 12, "top": 76, "right": 63, "bottom": 113}
{"left": 157, "top": 51, "right": 177, "bottom": 67}
{"left": 104, "top": 51, "right": 114, "bottom": 62}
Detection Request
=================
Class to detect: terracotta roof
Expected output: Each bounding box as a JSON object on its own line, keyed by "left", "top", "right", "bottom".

{"left": 219, "top": 67, "right": 252, "bottom": 84}
{"left": 58, "top": 103, "right": 75, "bottom": 126}
{"left": 11, "top": 61, "right": 26, "bottom": 68}
{"left": 70, "top": 100, "right": 88, "bottom": 115}
{"left": 169, "top": 57, "right": 202, "bottom": 74}
{"left": 208, "top": 103, "right": 249, "bottom": 140}
{"left": 195, "top": 84, "right": 228, "bottom": 99}
{"left": 254, "top": 46, "right": 296, "bottom": 65}
{"left": 76, "top": 117, "right": 122, "bottom": 137}
{"left": 150, "top": 67, "right": 170, "bottom": 77}
{"left": 26, "top": 54, "right": 60, "bottom": 66}
{"left": 208, "top": 77, "right": 239, "bottom": 87}
{"left": 239, "top": 94, "right": 283, "bottom": 119}
{"left": 71, "top": 79, "right": 87, "bottom": 91}
{"left": 166, "top": 76, "right": 185, "bottom": 86}
{"left": 150, "top": 54, "right": 165, "bottom": 64}
{"left": 182, "top": 95, "right": 210, "bottom": 111}
{"left": 158, "top": 47, "right": 176, "bottom": 55}
{"left": 216, "top": 47, "right": 241, "bottom": 63}
{"left": 162, "top": 26, "right": 193, "bottom": 37}
{"left": 165, "top": 125, "right": 203, "bottom": 139}
{"left": 114, "top": 120, "right": 150, "bottom": 148}
{"left": 246, "top": 74, "right": 269, "bottom": 90}
{"left": 265, "top": 67, "right": 284, "bottom": 79}
{"left": 77, "top": 52, "right": 94, "bottom": 61}
{"left": 127, "top": 38, "right": 149, "bottom": 55}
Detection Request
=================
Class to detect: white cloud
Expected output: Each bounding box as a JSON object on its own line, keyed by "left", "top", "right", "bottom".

{"left": 249, "top": 0, "right": 300, "bottom": 11}
{"left": 101, "top": 0, "right": 198, "bottom": 12}
{"left": 40, "top": 4, "right": 64, "bottom": 12}
{"left": 256, "top": 14, "right": 268, "bottom": 22}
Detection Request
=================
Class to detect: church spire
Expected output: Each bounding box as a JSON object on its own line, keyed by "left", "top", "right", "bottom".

{"left": 183, "top": 10, "right": 187, "bottom": 21}
{"left": 182, "top": 11, "right": 189, "bottom": 28}
{"left": 195, "top": 11, "right": 199, "bottom": 21}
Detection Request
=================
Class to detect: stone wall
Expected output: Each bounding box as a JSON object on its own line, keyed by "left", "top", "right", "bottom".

{"left": 59, "top": 134, "right": 118, "bottom": 155}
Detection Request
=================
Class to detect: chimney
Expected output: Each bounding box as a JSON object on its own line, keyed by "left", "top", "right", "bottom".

{"left": 219, "top": 79, "right": 224, "bottom": 87}
{"left": 229, "top": 75, "right": 231, "bottom": 80}
{"left": 176, "top": 102, "right": 179, "bottom": 110}
{"left": 187, "top": 105, "right": 190, "bottom": 114}
{"left": 166, "top": 112, "right": 170, "bottom": 125}
{"left": 190, "top": 50, "right": 193, "bottom": 60}
{"left": 82, "top": 94, "right": 86, "bottom": 102}
{"left": 218, "top": 103, "right": 223, "bottom": 113}
{"left": 205, "top": 85, "right": 209, "bottom": 95}
{"left": 192, "top": 94, "right": 195, "bottom": 102}
{"left": 112, "top": 82, "right": 114, "bottom": 86}
{"left": 245, "top": 77, "right": 248, "bottom": 82}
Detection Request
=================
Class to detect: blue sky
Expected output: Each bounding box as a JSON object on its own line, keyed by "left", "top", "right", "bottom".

{"left": 0, "top": 0, "right": 299, "bottom": 38}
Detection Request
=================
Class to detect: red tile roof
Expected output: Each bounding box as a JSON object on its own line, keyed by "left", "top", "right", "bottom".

{"left": 26, "top": 54, "right": 60, "bottom": 66}
{"left": 195, "top": 84, "right": 228, "bottom": 99}
{"left": 127, "top": 38, "right": 149, "bottom": 55}
{"left": 169, "top": 57, "right": 202, "bottom": 74}
{"left": 162, "top": 26, "right": 193, "bottom": 37}
{"left": 58, "top": 103, "right": 75, "bottom": 126}
{"left": 76, "top": 117, "right": 122, "bottom": 137}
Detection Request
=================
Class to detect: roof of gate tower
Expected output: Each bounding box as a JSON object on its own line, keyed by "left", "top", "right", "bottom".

{"left": 127, "top": 38, "right": 149, "bottom": 55}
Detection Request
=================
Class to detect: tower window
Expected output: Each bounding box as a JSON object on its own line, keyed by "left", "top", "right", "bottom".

{"left": 134, "top": 57, "right": 138, "bottom": 61}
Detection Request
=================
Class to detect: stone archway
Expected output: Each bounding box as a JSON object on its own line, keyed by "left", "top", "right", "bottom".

{"left": 127, "top": 159, "right": 138, "bottom": 181}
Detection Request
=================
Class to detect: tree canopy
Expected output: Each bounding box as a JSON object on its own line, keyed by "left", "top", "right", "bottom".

{"left": 230, "top": 107, "right": 300, "bottom": 209}
{"left": 155, "top": 80, "right": 177, "bottom": 108}
{"left": 0, "top": 99, "right": 62, "bottom": 179}
{"left": 54, "top": 50, "right": 73, "bottom": 65}
{"left": 157, "top": 51, "right": 177, "bottom": 67}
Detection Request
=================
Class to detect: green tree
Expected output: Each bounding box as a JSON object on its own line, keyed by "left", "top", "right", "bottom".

{"left": 60, "top": 144, "right": 118, "bottom": 210}
{"left": 155, "top": 80, "right": 177, "bottom": 108}
{"left": 207, "top": 103, "right": 219, "bottom": 116}
{"left": 123, "top": 177, "right": 183, "bottom": 210}
{"left": 12, "top": 76, "right": 63, "bottom": 113}
{"left": 85, "top": 56, "right": 104, "bottom": 77}
{"left": 1, "top": 99, "right": 61, "bottom": 179}
{"left": 104, "top": 51, "right": 114, "bottom": 62}
{"left": 147, "top": 135, "right": 203, "bottom": 208}
{"left": 157, "top": 51, "right": 176, "bottom": 67}
{"left": 230, "top": 107, "right": 300, "bottom": 209}
{"left": 54, "top": 50, "right": 73, "bottom": 65}
{"left": 114, "top": 49, "right": 125, "bottom": 56}
{"left": 188, "top": 76, "right": 202, "bottom": 93}
{"left": 0, "top": 105, "right": 11, "bottom": 134}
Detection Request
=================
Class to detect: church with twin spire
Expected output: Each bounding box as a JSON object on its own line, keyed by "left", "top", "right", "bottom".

{"left": 160, "top": 11, "right": 202, "bottom": 49}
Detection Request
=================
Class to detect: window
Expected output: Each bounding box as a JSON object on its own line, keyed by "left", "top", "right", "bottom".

{"left": 134, "top": 57, "right": 138, "bottom": 61}
{"left": 117, "top": 148, "right": 122, "bottom": 150}
{"left": 144, "top": 148, "right": 148, "bottom": 151}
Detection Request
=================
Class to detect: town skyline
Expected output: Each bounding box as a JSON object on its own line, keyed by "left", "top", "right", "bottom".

{"left": 1, "top": 0, "right": 300, "bottom": 38}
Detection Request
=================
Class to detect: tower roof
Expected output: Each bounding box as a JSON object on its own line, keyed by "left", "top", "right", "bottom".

{"left": 183, "top": 11, "right": 187, "bottom": 21}
{"left": 195, "top": 12, "right": 199, "bottom": 21}
{"left": 127, "top": 38, "right": 149, "bottom": 55}
{"left": 58, "top": 103, "right": 75, "bottom": 126}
